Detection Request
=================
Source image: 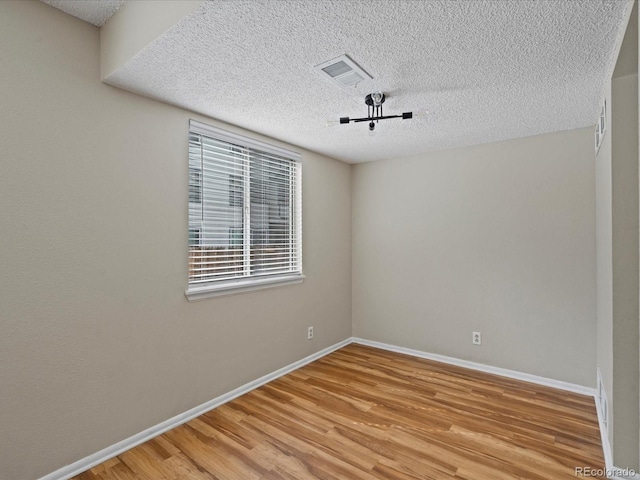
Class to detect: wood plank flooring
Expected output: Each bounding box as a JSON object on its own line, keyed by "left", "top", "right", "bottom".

{"left": 74, "top": 344, "right": 605, "bottom": 479}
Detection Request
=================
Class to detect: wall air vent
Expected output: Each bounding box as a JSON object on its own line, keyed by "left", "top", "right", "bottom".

{"left": 595, "top": 99, "right": 606, "bottom": 153}
{"left": 315, "top": 54, "right": 372, "bottom": 88}
{"left": 597, "top": 367, "right": 608, "bottom": 430}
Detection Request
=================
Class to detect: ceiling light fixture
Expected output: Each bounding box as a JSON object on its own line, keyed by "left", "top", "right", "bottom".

{"left": 339, "top": 92, "right": 412, "bottom": 132}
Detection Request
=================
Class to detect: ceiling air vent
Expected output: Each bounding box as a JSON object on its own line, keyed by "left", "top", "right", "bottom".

{"left": 315, "top": 54, "right": 372, "bottom": 88}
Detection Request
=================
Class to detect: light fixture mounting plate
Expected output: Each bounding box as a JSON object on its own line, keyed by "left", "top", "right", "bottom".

{"left": 365, "top": 93, "right": 385, "bottom": 106}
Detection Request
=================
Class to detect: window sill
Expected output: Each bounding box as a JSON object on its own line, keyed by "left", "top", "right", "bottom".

{"left": 185, "top": 274, "right": 305, "bottom": 301}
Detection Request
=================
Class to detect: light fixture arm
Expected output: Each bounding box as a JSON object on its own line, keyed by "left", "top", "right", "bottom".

{"left": 339, "top": 92, "right": 413, "bottom": 131}
{"left": 345, "top": 113, "right": 413, "bottom": 123}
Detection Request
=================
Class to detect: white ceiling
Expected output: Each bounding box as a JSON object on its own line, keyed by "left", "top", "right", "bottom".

{"left": 43, "top": 0, "right": 632, "bottom": 163}
{"left": 41, "top": 0, "right": 125, "bottom": 27}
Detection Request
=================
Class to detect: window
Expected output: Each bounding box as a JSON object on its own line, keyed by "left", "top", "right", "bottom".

{"left": 228, "top": 174, "right": 243, "bottom": 207}
{"left": 188, "top": 227, "right": 201, "bottom": 246}
{"left": 186, "top": 120, "right": 302, "bottom": 300}
{"left": 189, "top": 169, "right": 202, "bottom": 203}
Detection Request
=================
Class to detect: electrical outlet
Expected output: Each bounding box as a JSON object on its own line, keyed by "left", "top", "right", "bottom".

{"left": 307, "top": 326, "right": 314, "bottom": 340}
{"left": 472, "top": 331, "right": 482, "bottom": 345}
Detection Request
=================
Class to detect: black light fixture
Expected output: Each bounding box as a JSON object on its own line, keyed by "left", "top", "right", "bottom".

{"left": 339, "top": 92, "right": 412, "bottom": 132}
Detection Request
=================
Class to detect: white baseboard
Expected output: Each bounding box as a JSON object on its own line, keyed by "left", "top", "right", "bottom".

{"left": 595, "top": 368, "right": 614, "bottom": 472}
{"left": 609, "top": 467, "right": 640, "bottom": 480}
{"left": 39, "top": 338, "right": 352, "bottom": 480}
{"left": 594, "top": 371, "right": 639, "bottom": 479}
{"left": 43, "top": 336, "right": 633, "bottom": 480}
{"left": 352, "top": 337, "right": 596, "bottom": 396}
{"left": 353, "top": 338, "right": 640, "bottom": 479}
{"left": 594, "top": 378, "right": 616, "bottom": 478}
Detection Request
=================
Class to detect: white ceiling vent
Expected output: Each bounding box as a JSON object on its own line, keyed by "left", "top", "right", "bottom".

{"left": 315, "top": 54, "right": 372, "bottom": 88}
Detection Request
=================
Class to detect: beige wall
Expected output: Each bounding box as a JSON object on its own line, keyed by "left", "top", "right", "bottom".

{"left": 3, "top": 1, "right": 635, "bottom": 478}
{"left": 100, "top": 0, "right": 203, "bottom": 80}
{"left": 596, "top": 1, "right": 639, "bottom": 469}
{"left": 0, "top": 2, "right": 351, "bottom": 478}
{"left": 596, "top": 81, "right": 614, "bottom": 447}
{"left": 611, "top": 70, "right": 640, "bottom": 470}
{"left": 352, "top": 129, "right": 597, "bottom": 387}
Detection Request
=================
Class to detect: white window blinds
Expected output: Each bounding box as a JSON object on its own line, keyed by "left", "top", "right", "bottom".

{"left": 188, "top": 120, "right": 302, "bottom": 293}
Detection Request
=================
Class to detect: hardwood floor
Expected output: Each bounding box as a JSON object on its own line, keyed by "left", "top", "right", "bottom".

{"left": 74, "top": 344, "right": 605, "bottom": 479}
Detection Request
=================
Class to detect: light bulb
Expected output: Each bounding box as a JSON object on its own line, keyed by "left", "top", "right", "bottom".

{"left": 371, "top": 91, "right": 384, "bottom": 106}
{"left": 369, "top": 121, "right": 375, "bottom": 132}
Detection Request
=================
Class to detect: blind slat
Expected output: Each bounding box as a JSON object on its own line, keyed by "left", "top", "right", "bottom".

{"left": 188, "top": 124, "right": 301, "bottom": 286}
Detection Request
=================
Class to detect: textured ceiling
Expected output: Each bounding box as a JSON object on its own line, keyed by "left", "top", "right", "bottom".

{"left": 51, "top": 0, "right": 633, "bottom": 163}
{"left": 41, "top": 0, "right": 125, "bottom": 27}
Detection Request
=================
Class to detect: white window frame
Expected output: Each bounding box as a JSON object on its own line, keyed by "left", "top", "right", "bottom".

{"left": 186, "top": 120, "right": 303, "bottom": 301}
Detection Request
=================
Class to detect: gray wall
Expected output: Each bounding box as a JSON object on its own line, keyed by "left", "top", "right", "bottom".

{"left": 596, "top": 81, "right": 614, "bottom": 447}
{"left": 611, "top": 70, "right": 639, "bottom": 470}
{"left": 596, "top": 2, "right": 639, "bottom": 470}
{"left": 352, "top": 128, "right": 597, "bottom": 387}
{"left": 0, "top": 2, "right": 352, "bottom": 478}
{"left": 3, "top": 1, "right": 636, "bottom": 478}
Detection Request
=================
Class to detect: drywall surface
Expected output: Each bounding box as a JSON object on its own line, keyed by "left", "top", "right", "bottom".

{"left": 611, "top": 71, "right": 639, "bottom": 470}
{"left": 100, "top": 0, "right": 203, "bottom": 80}
{"left": 352, "top": 128, "right": 597, "bottom": 386}
{"left": 613, "top": 0, "right": 638, "bottom": 80}
{"left": 0, "top": 2, "right": 351, "bottom": 478}
{"left": 597, "top": 2, "right": 639, "bottom": 468}
{"left": 596, "top": 82, "right": 614, "bottom": 448}
{"left": 100, "top": 0, "right": 633, "bottom": 164}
